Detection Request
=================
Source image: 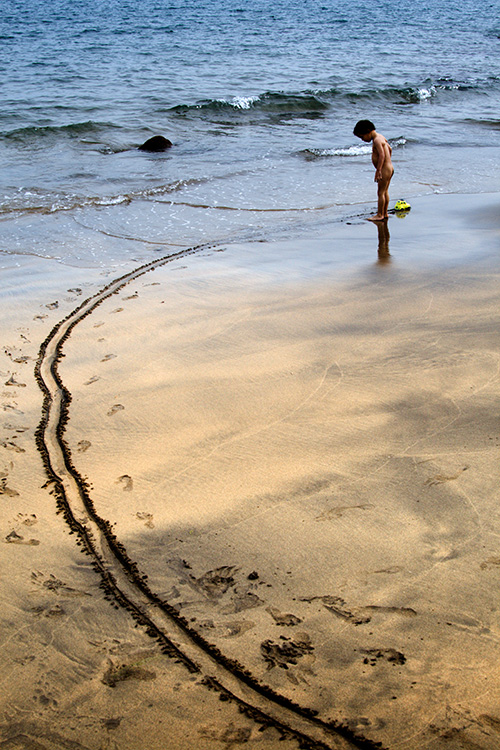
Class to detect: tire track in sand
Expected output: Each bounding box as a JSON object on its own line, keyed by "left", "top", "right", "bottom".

{"left": 34, "top": 244, "right": 384, "bottom": 750}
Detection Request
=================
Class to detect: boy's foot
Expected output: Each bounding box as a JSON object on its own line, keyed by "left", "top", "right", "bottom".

{"left": 367, "top": 214, "right": 387, "bottom": 222}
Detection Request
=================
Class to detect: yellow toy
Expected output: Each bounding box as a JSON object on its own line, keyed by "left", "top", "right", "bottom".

{"left": 394, "top": 199, "right": 411, "bottom": 211}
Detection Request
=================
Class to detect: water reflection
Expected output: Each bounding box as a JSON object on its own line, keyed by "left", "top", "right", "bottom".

{"left": 376, "top": 220, "right": 391, "bottom": 264}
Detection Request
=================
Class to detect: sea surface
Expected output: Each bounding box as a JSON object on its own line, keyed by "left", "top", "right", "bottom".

{"left": 1, "top": 0, "right": 500, "bottom": 268}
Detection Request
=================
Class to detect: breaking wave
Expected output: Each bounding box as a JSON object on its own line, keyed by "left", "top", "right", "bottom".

{"left": 170, "top": 91, "right": 330, "bottom": 118}
{"left": 167, "top": 77, "right": 500, "bottom": 122}
{"left": 300, "top": 137, "right": 407, "bottom": 159}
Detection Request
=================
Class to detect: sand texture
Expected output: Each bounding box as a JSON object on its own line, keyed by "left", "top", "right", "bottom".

{"left": 1, "top": 194, "right": 500, "bottom": 750}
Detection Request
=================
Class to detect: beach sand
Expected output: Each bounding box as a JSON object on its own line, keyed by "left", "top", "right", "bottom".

{"left": 1, "top": 193, "right": 500, "bottom": 750}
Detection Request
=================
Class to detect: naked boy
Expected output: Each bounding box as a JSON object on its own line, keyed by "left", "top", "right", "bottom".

{"left": 353, "top": 120, "right": 394, "bottom": 221}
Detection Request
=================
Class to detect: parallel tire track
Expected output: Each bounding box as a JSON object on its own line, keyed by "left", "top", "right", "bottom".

{"left": 34, "top": 245, "right": 384, "bottom": 750}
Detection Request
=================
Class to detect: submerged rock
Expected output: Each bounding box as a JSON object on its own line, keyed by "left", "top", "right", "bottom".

{"left": 138, "top": 135, "right": 172, "bottom": 152}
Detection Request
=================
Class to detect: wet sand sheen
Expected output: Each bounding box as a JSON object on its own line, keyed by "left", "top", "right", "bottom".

{"left": 2, "top": 193, "right": 500, "bottom": 750}
{"left": 60, "top": 196, "right": 500, "bottom": 748}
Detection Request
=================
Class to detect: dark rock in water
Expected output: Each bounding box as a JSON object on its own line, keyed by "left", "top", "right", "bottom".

{"left": 138, "top": 135, "right": 172, "bottom": 152}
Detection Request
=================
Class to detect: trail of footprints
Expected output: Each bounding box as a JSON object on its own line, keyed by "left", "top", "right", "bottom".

{"left": 1, "top": 290, "right": 93, "bottom": 548}
{"left": 14, "top": 262, "right": 500, "bottom": 749}
{"left": 2, "top": 330, "right": 35, "bottom": 541}
{"left": 163, "top": 560, "right": 415, "bottom": 678}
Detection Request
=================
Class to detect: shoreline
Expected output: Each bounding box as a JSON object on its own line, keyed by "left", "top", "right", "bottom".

{"left": 1, "top": 192, "right": 500, "bottom": 750}
{"left": 2, "top": 188, "right": 499, "bottom": 276}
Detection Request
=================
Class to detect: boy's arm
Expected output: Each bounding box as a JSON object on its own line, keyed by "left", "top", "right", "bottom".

{"left": 373, "top": 136, "right": 385, "bottom": 182}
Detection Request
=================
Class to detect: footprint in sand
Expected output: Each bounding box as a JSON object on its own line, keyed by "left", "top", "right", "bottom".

{"left": 478, "top": 715, "right": 500, "bottom": 732}
{"left": 101, "top": 718, "right": 122, "bottom": 731}
{"left": 198, "top": 619, "right": 255, "bottom": 638}
{"left": 31, "top": 603, "right": 65, "bottom": 618}
{"left": 31, "top": 571, "right": 90, "bottom": 597}
{"left": 101, "top": 660, "right": 156, "bottom": 687}
{"left": 365, "top": 605, "right": 417, "bottom": 618}
{"left": 168, "top": 560, "right": 265, "bottom": 613}
{"left": 111, "top": 308, "right": 124, "bottom": 314}
{"left": 190, "top": 566, "right": 238, "bottom": 600}
{"left": 101, "top": 354, "right": 117, "bottom": 363}
{"left": 107, "top": 404, "right": 125, "bottom": 417}
{"left": 117, "top": 475, "right": 133, "bottom": 492}
{"left": 266, "top": 606, "right": 302, "bottom": 626}
{"left": 221, "top": 591, "right": 264, "bottom": 614}
{"left": 301, "top": 595, "right": 371, "bottom": 626}
{"left": 480, "top": 557, "right": 500, "bottom": 571}
{"left": 18, "top": 513, "right": 37, "bottom": 526}
{"left": 45, "top": 301, "right": 59, "bottom": 310}
{"left": 372, "top": 566, "right": 403, "bottom": 575}
{"left": 136, "top": 511, "right": 154, "bottom": 528}
{"left": 315, "top": 503, "right": 373, "bottom": 521}
{"left": 1, "top": 440, "right": 26, "bottom": 454}
{"left": 199, "top": 724, "right": 251, "bottom": 745}
{"left": 260, "top": 633, "right": 314, "bottom": 670}
{"left": 1, "top": 473, "right": 20, "bottom": 497}
{"left": 425, "top": 466, "right": 468, "bottom": 486}
{"left": 2, "top": 404, "right": 24, "bottom": 416}
{"left": 84, "top": 375, "right": 100, "bottom": 386}
{"left": 4, "top": 375, "right": 26, "bottom": 388}
{"left": 5, "top": 530, "right": 39, "bottom": 546}
{"left": 123, "top": 293, "right": 138, "bottom": 300}
{"left": 11, "top": 355, "right": 31, "bottom": 365}
{"left": 77, "top": 440, "right": 91, "bottom": 453}
{"left": 361, "top": 648, "right": 406, "bottom": 666}
{"left": 4, "top": 424, "right": 29, "bottom": 434}
{"left": 67, "top": 287, "right": 82, "bottom": 296}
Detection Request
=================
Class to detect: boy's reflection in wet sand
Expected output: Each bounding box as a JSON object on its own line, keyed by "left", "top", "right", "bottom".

{"left": 376, "top": 220, "right": 391, "bottom": 263}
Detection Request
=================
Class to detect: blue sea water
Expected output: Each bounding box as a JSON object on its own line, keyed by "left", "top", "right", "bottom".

{"left": 1, "top": 0, "right": 500, "bottom": 267}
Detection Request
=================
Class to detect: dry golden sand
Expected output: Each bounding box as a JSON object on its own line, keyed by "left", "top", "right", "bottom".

{"left": 1, "top": 194, "right": 500, "bottom": 750}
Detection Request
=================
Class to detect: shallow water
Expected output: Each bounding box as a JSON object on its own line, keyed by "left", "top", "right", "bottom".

{"left": 2, "top": 0, "right": 500, "bottom": 267}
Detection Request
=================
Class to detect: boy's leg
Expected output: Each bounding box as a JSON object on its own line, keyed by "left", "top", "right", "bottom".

{"left": 368, "top": 178, "right": 389, "bottom": 221}
{"left": 381, "top": 183, "right": 389, "bottom": 218}
{"left": 378, "top": 181, "right": 387, "bottom": 218}
{"left": 378, "top": 170, "right": 393, "bottom": 219}
{"left": 384, "top": 169, "right": 394, "bottom": 218}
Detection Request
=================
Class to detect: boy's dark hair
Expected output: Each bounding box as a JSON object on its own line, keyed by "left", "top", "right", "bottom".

{"left": 353, "top": 119, "right": 375, "bottom": 137}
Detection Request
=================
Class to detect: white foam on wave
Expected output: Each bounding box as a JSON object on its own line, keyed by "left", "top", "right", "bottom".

{"left": 305, "top": 137, "right": 406, "bottom": 159}
{"left": 417, "top": 86, "right": 436, "bottom": 100}
{"left": 217, "top": 95, "right": 261, "bottom": 109}
{"left": 309, "top": 144, "right": 372, "bottom": 157}
{"left": 95, "top": 195, "right": 130, "bottom": 206}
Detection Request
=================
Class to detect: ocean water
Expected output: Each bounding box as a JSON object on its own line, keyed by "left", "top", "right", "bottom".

{"left": 1, "top": 0, "right": 500, "bottom": 267}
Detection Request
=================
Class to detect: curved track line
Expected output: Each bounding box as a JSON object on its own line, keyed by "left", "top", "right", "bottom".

{"left": 34, "top": 244, "right": 385, "bottom": 750}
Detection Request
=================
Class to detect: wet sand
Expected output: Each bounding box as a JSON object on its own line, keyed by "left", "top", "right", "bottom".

{"left": 1, "top": 193, "right": 500, "bottom": 750}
